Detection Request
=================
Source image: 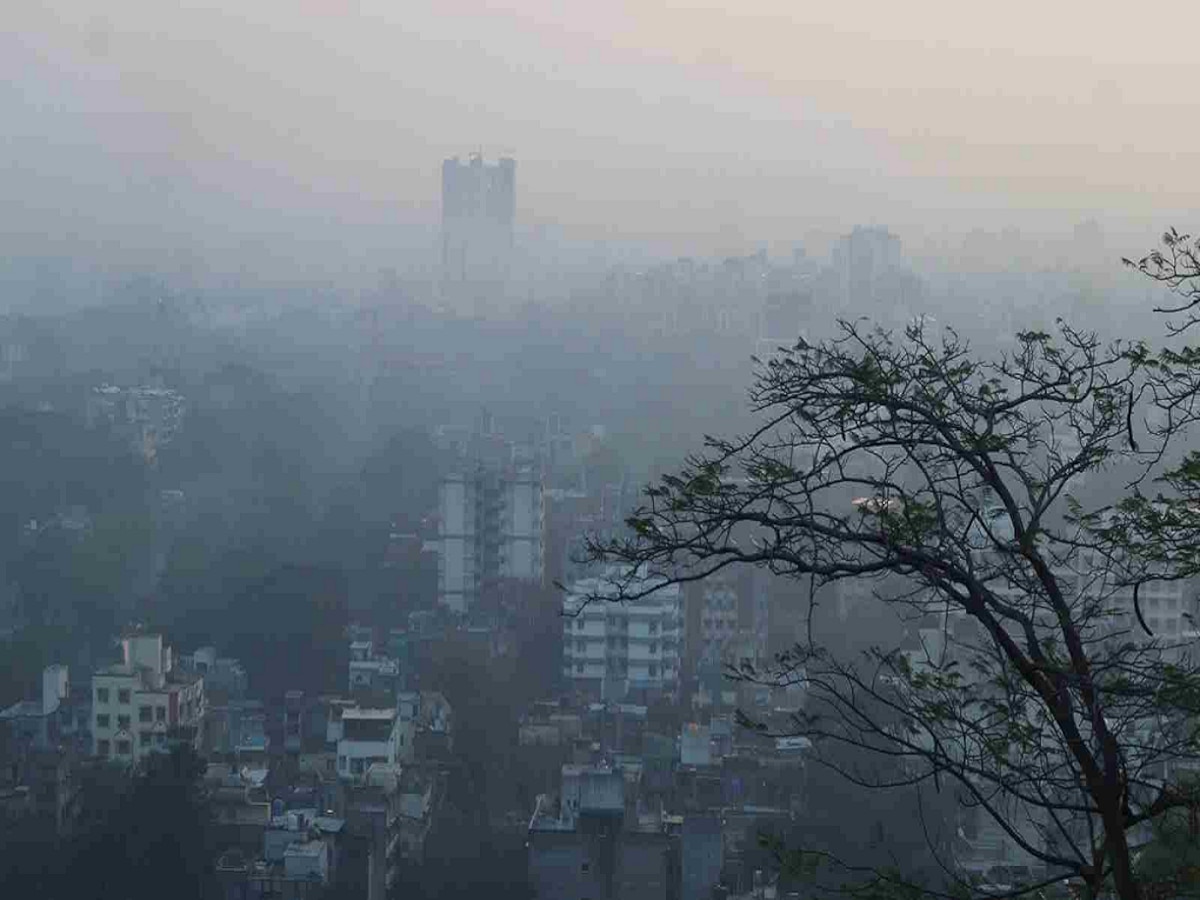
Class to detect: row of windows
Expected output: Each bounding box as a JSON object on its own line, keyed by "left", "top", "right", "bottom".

{"left": 704, "top": 594, "right": 737, "bottom": 611}
{"left": 571, "top": 617, "right": 675, "bottom": 632}
{"left": 571, "top": 639, "right": 669, "bottom": 654}
{"left": 1145, "top": 596, "right": 1182, "bottom": 608}
{"left": 571, "top": 662, "right": 668, "bottom": 677}
{"left": 96, "top": 731, "right": 166, "bottom": 756}
{"left": 95, "top": 687, "right": 132, "bottom": 705}
{"left": 338, "top": 755, "right": 388, "bottom": 775}
{"left": 97, "top": 705, "right": 166, "bottom": 729}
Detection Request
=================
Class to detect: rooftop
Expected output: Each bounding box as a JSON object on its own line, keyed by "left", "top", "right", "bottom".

{"left": 284, "top": 841, "right": 325, "bottom": 859}
{"left": 342, "top": 708, "right": 396, "bottom": 721}
{"left": 0, "top": 700, "right": 46, "bottom": 720}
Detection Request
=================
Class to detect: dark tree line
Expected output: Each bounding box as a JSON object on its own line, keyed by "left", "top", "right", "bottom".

{"left": 1, "top": 745, "right": 215, "bottom": 900}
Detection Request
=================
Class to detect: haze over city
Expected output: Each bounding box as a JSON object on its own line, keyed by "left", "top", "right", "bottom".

{"left": 7, "top": 4, "right": 1200, "bottom": 900}
{"left": 6, "top": 0, "right": 1200, "bottom": 286}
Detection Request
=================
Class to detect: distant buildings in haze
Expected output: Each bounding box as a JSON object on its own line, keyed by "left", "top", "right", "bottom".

{"left": 440, "top": 153, "right": 516, "bottom": 299}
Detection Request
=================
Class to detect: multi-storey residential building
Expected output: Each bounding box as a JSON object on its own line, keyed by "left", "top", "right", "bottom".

{"left": 336, "top": 708, "right": 412, "bottom": 779}
{"left": 562, "top": 570, "right": 682, "bottom": 702}
{"left": 91, "top": 633, "right": 205, "bottom": 764}
{"left": 437, "top": 465, "right": 544, "bottom": 614}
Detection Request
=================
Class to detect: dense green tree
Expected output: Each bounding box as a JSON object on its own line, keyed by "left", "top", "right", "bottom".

{"left": 66, "top": 746, "right": 216, "bottom": 900}
{"left": 0, "top": 746, "right": 214, "bottom": 900}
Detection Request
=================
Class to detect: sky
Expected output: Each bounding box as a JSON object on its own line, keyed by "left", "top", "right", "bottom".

{"left": 5, "top": 1, "right": 1200, "bottom": 270}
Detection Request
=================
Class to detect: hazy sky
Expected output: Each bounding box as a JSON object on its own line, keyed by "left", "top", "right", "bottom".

{"left": 6, "top": 1, "right": 1200, "bottom": 268}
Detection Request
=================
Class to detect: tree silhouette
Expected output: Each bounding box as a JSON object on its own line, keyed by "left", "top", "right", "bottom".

{"left": 586, "top": 256, "right": 1200, "bottom": 900}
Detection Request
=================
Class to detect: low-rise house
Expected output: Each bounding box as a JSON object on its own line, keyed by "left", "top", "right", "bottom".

{"left": 0, "top": 664, "right": 71, "bottom": 752}
{"left": 205, "top": 762, "right": 272, "bottom": 854}
{"left": 215, "top": 847, "right": 329, "bottom": 900}
{"left": 179, "top": 647, "right": 247, "bottom": 700}
{"left": 205, "top": 699, "right": 267, "bottom": 757}
{"left": 397, "top": 690, "right": 452, "bottom": 761}
{"left": 395, "top": 765, "right": 441, "bottom": 866}
{"left": 529, "top": 764, "right": 681, "bottom": 900}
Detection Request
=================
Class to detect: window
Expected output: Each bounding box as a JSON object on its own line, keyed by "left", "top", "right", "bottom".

{"left": 118, "top": 689, "right": 131, "bottom": 704}
{"left": 117, "top": 740, "right": 131, "bottom": 755}
{"left": 96, "top": 714, "right": 110, "bottom": 729}
{"left": 351, "top": 758, "right": 365, "bottom": 775}
{"left": 156, "top": 706, "right": 166, "bottom": 722}
{"left": 576, "top": 663, "right": 585, "bottom": 674}
{"left": 649, "top": 665, "right": 658, "bottom": 677}
{"left": 338, "top": 756, "right": 347, "bottom": 771}
{"left": 140, "top": 732, "right": 151, "bottom": 747}
{"left": 117, "top": 715, "right": 131, "bottom": 730}
{"left": 96, "top": 687, "right": 109, "bottom": 704}
{"left": 97, "top": 740, "right": 110, "bottom": 756}
{"left": 138, "top": 706, "right": 152, "bottom": 723}
{"left": 576, "top": 619, "right": 585, "bottom": 630}
{"left": 649, "top": 621, "right": 658, "bottom": 634}
{"left": 576, "top": 640, "right": 586, "bottom": 652}
{"left": 581, "top": 862, "right": 591, "bottom": 874}
{"left": 155, "top": 733, "right": 166, "bottom": 745}
{"left": 650, "top": 642, "right": 658, "bottom": 654}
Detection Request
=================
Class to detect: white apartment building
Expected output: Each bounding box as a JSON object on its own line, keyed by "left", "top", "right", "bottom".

{"left": 92, "top": 633, "right": 205, "bottom": 764}
{"left": 336, "top": 707, "right": 413, "bottom": 778}
{"left": 562, "top": 570, "right": 682, "bottom": 701}
{"left": 437, "top": 465, "right": 544, "bottom": 614}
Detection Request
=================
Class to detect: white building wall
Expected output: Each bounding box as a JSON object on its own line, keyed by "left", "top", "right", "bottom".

{"left": 437, "top": 475, "right": 474, "bottom": 614}
{"left": 438, "top": 467, "right": 544, "bottom": 612}
{"left": 92, "top": 672, "right": 203, "bottom": 763}
{"left": 562, "top": 573, "right": 681, "bottom": 698}
{"left": 501, "top": 472, "right": 543, "bottom": 583}
{"left": 337, "top": 715, "right": 406, "bottom": 776}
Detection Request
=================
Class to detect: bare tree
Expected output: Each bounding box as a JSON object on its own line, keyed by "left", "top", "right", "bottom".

{"left": 585, "top": 273, "right": 1200, "bottom": 900}
{"left": 1126, "top": 230, "right": 1200, "bottom": 334}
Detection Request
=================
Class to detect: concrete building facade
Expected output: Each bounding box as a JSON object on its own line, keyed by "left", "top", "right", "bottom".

{"left": 91, "top": 633, "right": 205, "bottom": 764}
{"left": 562, "top": 570, "right": 682, "bottom": 702}
{"left": 336, "top": 708, "right": 411, "bottom": 778}
{"left": 437, "top": 465, "right": 544, "bottom": 614}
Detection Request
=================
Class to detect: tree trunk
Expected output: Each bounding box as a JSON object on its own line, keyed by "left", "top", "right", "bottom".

{"left": 1105, "top": 808, "right": 1141, "bottom": 900}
